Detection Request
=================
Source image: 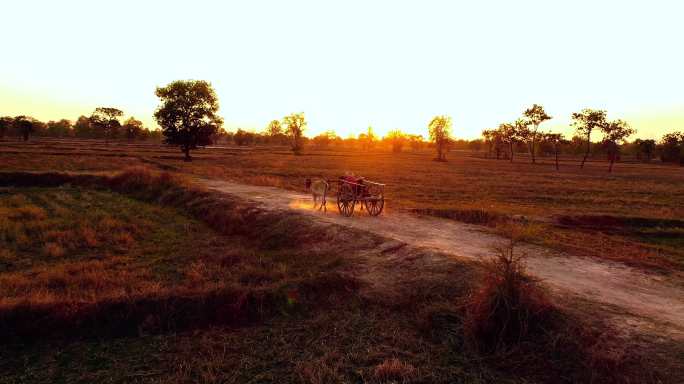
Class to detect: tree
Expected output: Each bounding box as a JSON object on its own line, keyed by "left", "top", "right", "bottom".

{"left": 407, "top": 134, "right": 424, "bottom": 151}
{"left": 385, "top": 130, "right": 406, "bottom": 153}
{"left": 600, "top": 119, "right": 635, "bottom": 172}
{"left": 283, "top": 112, "right": 306, "bottom": 154}
{"left": 154, "top": 80, "right": 223, "bottom": 161}
{"left": 659, "top": 132, "right": 683, "bottom": 164}
{"left": 233, "top": 128, "right": 255, "bottom": 146}
{"left": 90, "top": 107, "right": 123, "bottom": 142}
{"left": 266, "top": 120, "right": 282, "bottom": 136}
{"left": 122, "top": 117, "right": 144, "bottom": 142}
{"left": 312, "top": 130, "right": 339, "bottom": 149}
{"left": 358, "top": 126, "right": 376, "bottom": 151}
{"left": 13, "top": 116, "right": 36, "bottom": 141}
{"left": 73, "top": 115, "right": 92, "bottom": 138}
{"left": 523, "top": 104, "right": 552, "bottom": 163}
{"left": 428, "top": 115, "right": 452, "bottom": 161}
{"left": 634, "top": 139, "right": 656, "bottom": 162}
{"left": 542, "top": 132, "right": 566, "bottom": 170}
{"left": 0, "top": 116, "right": 12, "bottom": 140}
{"left": 46, "top": 119, "right": 72, "bottom": 137}
{"left": 514, "top": 118, "right": 531, "bottom": 162}
{"left": 498, "top": 122, "right": 517, "bottom": 162}
{"left": 572, "top": 108, "right": 607, "bottom": 168}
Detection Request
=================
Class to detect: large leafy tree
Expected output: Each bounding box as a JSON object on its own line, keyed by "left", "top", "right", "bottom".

{"left": 523, "top": 104, "right": 551, "bottom": 163}
{"left": 90, "top": 107, "right": 123, "bottom": 141}
{"left": 123, "top": 117, "right": 144, "bottom": 142}
{"left": 571, "top": 108, "right": 607, "bottom": 168}
{"left": 283, "top": 112, "right": 306, "bottom": 155}
{"left": 154, "top": 80, "right": 223, "bottom": 161}
{"left": 600, "top": 119, "right": 634, "bottom": 172}
{"left": 634, "top": 138, "right": 656, "bottom": 162}
{"left": 428, "top": 115, "right": 452, "bottom": 161}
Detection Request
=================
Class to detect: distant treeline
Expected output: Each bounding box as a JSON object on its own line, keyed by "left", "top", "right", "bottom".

{"left": 2, "top": 108, "right": 683, "bottom": 166}
{"left": 0, "top": 108, "right": 162, "bottom": 142}
{"left": 219, "top": 127, "right": 683, "bottom": 164}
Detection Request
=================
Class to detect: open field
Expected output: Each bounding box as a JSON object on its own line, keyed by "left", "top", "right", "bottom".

{"left": 2, "top": 139, "right": 683, "bottom": 271}
{"left": 1, "top": 140, "right": 684, "bottom": 383}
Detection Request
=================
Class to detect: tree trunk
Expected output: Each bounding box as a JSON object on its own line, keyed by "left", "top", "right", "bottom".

{"left": 183, "top": 147, "right": 192, "bottom": 162}
{"left": 608, "top": 152, "right": 615, "bottom": 173}
{"left": 23, "top": 131, "right": 29, "bottom": 141}
{"left": 554, "top": 145, "right": 559, "bottom": 171}
{"left": 509, "top": 142, "right": 514, "bottom": 162}
{"left": 581, "top": 135, "right": 591, "bottom": 168}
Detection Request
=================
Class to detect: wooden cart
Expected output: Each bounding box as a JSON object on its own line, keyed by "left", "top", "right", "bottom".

{"left": 336, "top": 177, "right": 385, "bottom": 217}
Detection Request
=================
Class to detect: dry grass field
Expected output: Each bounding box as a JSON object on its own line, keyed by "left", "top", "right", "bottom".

{"left": 1, "top": 139, "right": 683, "bottom": 383}
{"left": 3, "top": 139, "right": 683, "bottom": 271}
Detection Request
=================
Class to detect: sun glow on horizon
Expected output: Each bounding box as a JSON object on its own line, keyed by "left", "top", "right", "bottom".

{"left": 1, "top": 0, "right": 683, "bottom": 140}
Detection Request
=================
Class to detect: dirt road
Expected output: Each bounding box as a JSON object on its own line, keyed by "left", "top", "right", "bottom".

{"left": 201, "top": 178, "right": 684, "bottom": 340}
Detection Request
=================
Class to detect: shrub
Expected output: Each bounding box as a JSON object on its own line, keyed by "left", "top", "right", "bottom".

{"left": 463, "top": 224, "right": 553, "bottom": 352}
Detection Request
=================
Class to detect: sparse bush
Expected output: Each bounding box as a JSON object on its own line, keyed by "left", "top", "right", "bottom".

{"left": 463, "top": 224, "right": 553, "bottom": 352}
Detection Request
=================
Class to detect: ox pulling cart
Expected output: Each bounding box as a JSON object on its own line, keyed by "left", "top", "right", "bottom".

{"left": 336, "top": 176, "right": 385, "bottom": 217}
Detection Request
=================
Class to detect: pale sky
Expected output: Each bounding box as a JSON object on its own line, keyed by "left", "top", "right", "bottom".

{"left": 1, "top": 0, "right": 682, "bottom": 139}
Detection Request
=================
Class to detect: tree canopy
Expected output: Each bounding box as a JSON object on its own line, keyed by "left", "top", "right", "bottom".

{"left": 283, "top": 112, "right": 306, "bottom": 154}
{"left": 428, "top": 115, "right": 452, "bottom": 161}
{"left": 154, "top": 80, "right": 223, "bottom": 161}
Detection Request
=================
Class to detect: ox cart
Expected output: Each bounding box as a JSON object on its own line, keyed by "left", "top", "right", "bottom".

{"left": 336, "top": 177, "right": 385, "bottom": 217}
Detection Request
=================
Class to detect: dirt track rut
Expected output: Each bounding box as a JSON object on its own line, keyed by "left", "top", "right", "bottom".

{"left": 201, "top": 178, "right": 684, "bottom": 340}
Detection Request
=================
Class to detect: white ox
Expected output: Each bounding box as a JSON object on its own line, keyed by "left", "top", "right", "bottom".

{"left": 305, "top": 178, "right": 329, "bottom": 212}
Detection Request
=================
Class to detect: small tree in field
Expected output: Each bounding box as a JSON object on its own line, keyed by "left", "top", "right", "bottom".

{"left": 155, "top": 80, "right": 223, "bottom": 161}
{"left": 91, "top": 107, "right": 123, "bottom": 142}
{"left": 514, "top": 118, "right": 531, "bottom": 162}
{"left": 123, "top": 117, "right": 144, "bottom": 142}
{"left": 266, "top": 119, "right": 282, "bottom": 136}
{"left": 634, "top": 139, "right": 656, "bottom": 162}
{"left": 386, "top": 130, "right": 406, "bottom": 153}
{"left": 601, "top": 119, "right": 634, "bottom": 172}
{"left": 542, "top": 132, "right": 565, "bottom": 170}
{"left": 498, "top": 123, "right": 517, "bottom": 162}
{"left": 358, "top": 126, "right": 376, "bottom": 151}
{"left": 572, "top": 108, "right": 607, "bottom": 168}
{"left": 283, "top": 112, "right": 306, "bottom": 154}
{"left": 523, "top": 104, "right": 552, "bottom": 163}
{"left": 428, "top": 115, "right": 452, "bottom": 161}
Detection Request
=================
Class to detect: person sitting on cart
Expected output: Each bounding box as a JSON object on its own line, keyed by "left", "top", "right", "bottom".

{"left": 340, "top": 175, "right": 367, "bottom": 196}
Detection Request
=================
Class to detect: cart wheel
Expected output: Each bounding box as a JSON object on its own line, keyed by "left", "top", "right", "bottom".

{"left": 337, "top": 183, "right": 356, "bottom": 217}
{"left": 365, "top": 198, "right": 384, "bottom": 216}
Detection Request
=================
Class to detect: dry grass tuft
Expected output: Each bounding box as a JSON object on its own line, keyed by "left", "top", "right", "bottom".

{"left": 372, "top": 358, "right": 418, "bottom": 383}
